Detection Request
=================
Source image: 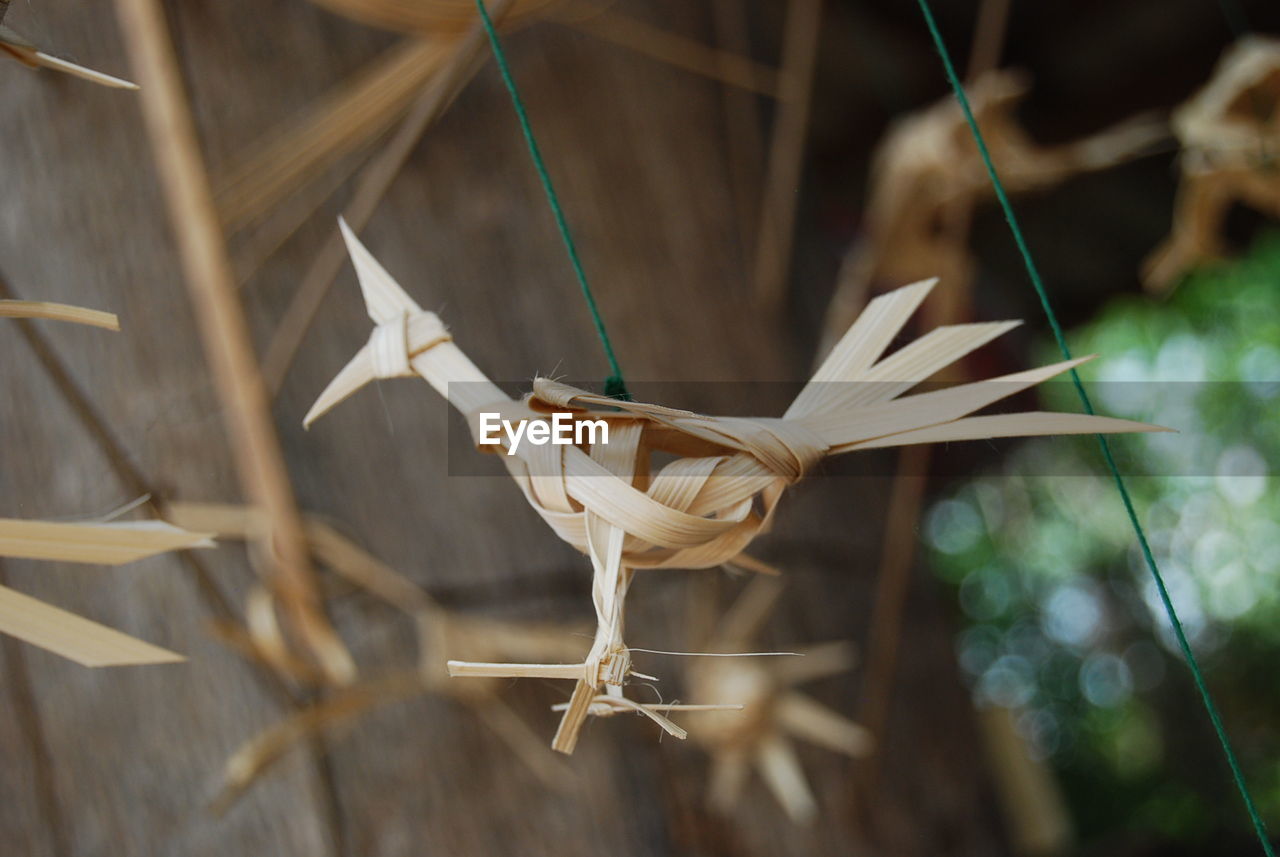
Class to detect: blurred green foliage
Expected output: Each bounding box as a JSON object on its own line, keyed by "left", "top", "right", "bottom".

{"left": 926, "top": 235, "right": 1280, "bottom": 848}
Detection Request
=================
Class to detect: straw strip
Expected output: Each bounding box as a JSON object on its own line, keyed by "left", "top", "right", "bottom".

{"left": 752, "top": 0, "right": 822, "bottom": 306}
{"left": 0, "top": 300, "right": 120, "bottom": 330}
{"left": 114, "top": 0, "right": 354, "bottom": 684}
{"left": 308, "top": 0, "right": 557, "bottom": 33}
{"left": 215, "top": 38, "right": 451, "bottom": 232}
{"left": 0, "top": 26, "right": 138, "bottom": 89}
{"left": 0, "top": 583, "right": 182, "bottom": 666}
{"left": 260, "top": 1, "right": 513, "bottom": 392}
{"left": 560, "top": 6, "right": 780, "bottom": 98}
{"left": 0, "top": 518, "right": 212, "bottom": 565}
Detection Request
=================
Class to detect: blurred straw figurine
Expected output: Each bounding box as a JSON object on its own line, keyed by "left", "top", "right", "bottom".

{"left": 302, "top": 217, "right": 1163, "bottom": 754}
{"left": 165, "top": 501, "right": 586, "bottom": 805}
{"left": 0, "top": 0, "right": 137, "bottom": 89}
{"left": 1143, "top": 37, "right": 1280, "bottom": 292}
{"left": 684, "top": 577, "right": 871, "bottom": 824}
{"left": 1, "top": 301, "right": 208, "bottom": 666}
{"left": 819, "top": 70, "right": 1163, "bottom": 358}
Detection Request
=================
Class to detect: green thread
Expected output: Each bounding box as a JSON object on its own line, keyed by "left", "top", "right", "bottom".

{"left": 474, "top": 0, "right": 629, "bottom": 399}
{"left": 915, "top": 1, "right": 1274, "bottom": 852}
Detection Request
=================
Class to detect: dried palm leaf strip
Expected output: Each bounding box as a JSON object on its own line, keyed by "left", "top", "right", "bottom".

{"left": 214, "top": 38, "right": 454, "bottom": 233}
{"left": 0, "top": 584, "right": 182, "bottom": 666}
{"left": 0, "top": 518, "right": 212, "bottom": 564}
{"left": 709, "top": 0, "right": 767, "bottom": 249}
{"left": 114, "top": 0, "right": 355, "bottom": 684}
{"left": 753, "top": 0, "right": 822, "bottom": 306}
{"left": 0, "top": 24, "right": 138, "bottom": 89}
{"left": 167, "top": 501, "right": 442, "bottom": 618}
{"left": 261, "top": 0, "right": 515, "bottom": 392}
{"left": 309, "top": 0, "right": 559, "bottom": 33}
{"left": 556, "top": 5, "right": 780, "bottom": 98}
{"left": 0, "top": 518, "right": 206, "bottom": 665}
{"left": 0, "top": 299, "right": 119, "bottom": 330}
{"left": 304, "top": 226, "right": 1163, "bottom": 752}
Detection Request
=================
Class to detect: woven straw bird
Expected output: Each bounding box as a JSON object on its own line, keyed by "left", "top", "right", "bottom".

{"left": 1143, "top": 37, "right": 1280, "bottom": 291}
{"left": 304, "top": 218, "right": 1164, "bottom": 754}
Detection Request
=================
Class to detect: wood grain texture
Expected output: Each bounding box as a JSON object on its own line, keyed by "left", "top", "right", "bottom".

{"left": 0, "top": 0, "right": 1005, "bottom": 854}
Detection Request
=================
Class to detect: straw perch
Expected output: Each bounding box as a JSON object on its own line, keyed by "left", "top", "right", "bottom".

{"left": 302, "top": 217, "right": 1164, "bottom": 754}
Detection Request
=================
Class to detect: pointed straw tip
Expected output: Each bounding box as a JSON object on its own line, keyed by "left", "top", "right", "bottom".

{"left": 191, "top": 532, "right": 217, "bottom": 549}
{"left": 336, "top": 214, "right": 357, "bottom": 245}
{"left": 302, "top": 400, "right": 328, "bottom": 431}
{"left": 884, "top": 276, "right": 940, "bottom": 303}
{"left": 302, "top": 357, "right": 365, "bottom": 429}
{"left": 95, "top": 649, "right": 186, "bottom": 667}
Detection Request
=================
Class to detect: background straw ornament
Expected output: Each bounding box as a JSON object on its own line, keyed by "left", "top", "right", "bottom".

{"left": 1143, "top": 36, "right": 1280, "bottom": 291}
{"left": 683, "top": 577, "right": 872, "bottom": 825}
{"left": 818, "top": 69, "right": 1164, "bottom": 358}
{"left": 165, "top": 501, "right": 582, "bottom": 802}
{"left": 302, "top": 218, "right": 1164, "bottom": 754}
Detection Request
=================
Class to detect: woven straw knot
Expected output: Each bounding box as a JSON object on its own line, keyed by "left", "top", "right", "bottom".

{"left": 696, "top": 416, "right": 828, "bottom": 483}
{"left": 369, "top": 311, "right": 452, "bottom": 379}
{"left": 527, "top": 378, "right": 828, "bottom": 481}
{"left": 587, "top": 645, "right": 631, "bottom": 687}
{"left": 369, "top": 314, "right": 411, "bottom": 378}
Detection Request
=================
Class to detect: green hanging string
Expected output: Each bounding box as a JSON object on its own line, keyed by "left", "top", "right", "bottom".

{"left": 914, "top": 1, "right": 1274, "bottom": 852}
{"left": 474, "top": 0, "right": 629, "bottom": 400}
